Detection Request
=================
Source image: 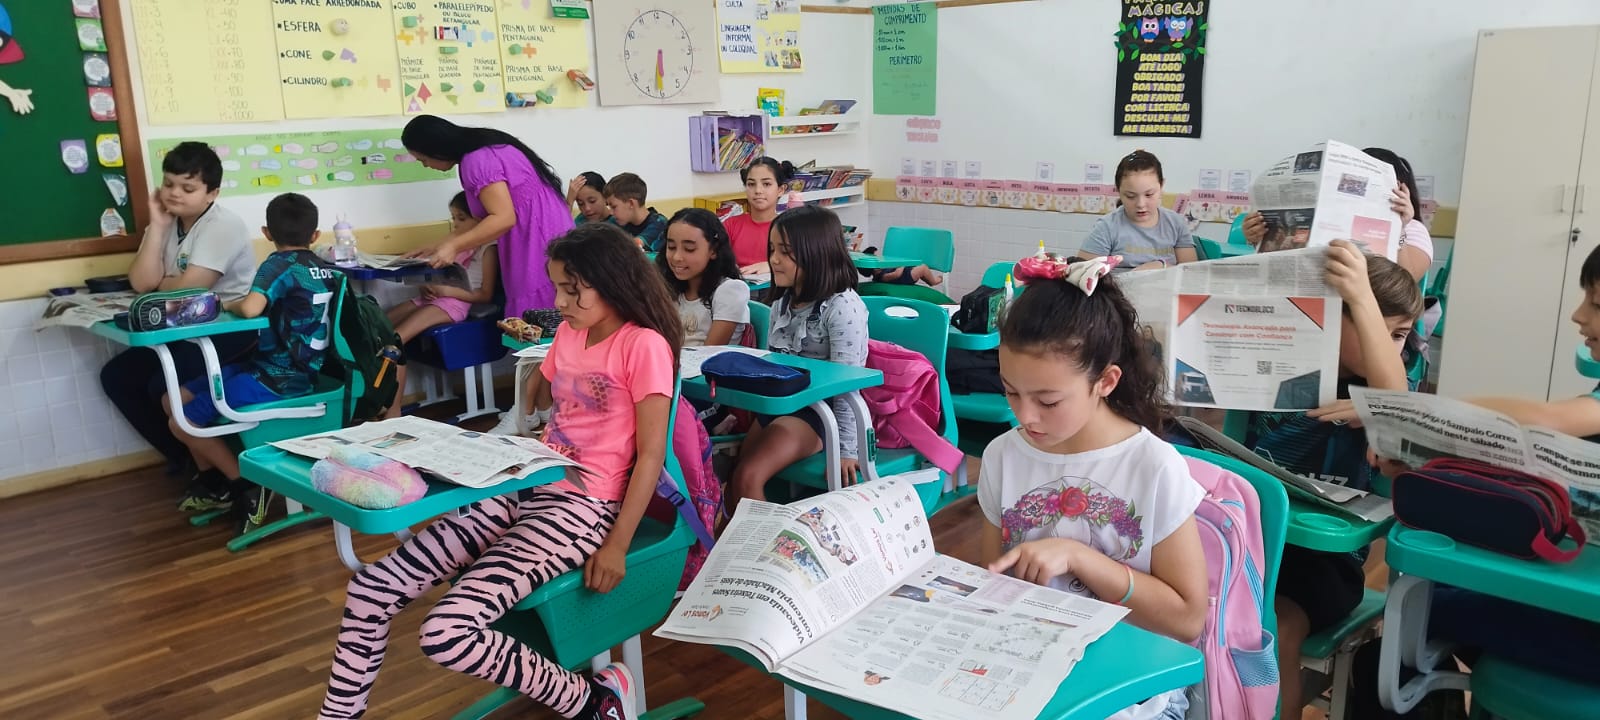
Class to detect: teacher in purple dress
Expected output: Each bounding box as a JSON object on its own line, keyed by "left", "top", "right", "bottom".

{"left": 401, "top": 115, "right": 573, "bottom": 318}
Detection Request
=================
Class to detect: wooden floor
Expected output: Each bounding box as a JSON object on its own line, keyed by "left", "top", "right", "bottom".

{"left": 0, "top": 454, "right": 996, "bottom": 720}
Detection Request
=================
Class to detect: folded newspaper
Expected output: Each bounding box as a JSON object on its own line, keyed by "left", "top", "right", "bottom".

{"left": 1174, "top": 416, "right": 1394, "bottom": 523}
{"left": 1351, "top": 387, "right": 1600, "bottom": 545}
{"left": 270, "top": 416, "right": 587, "bottom": 489}
{"left": 354, "top": 252, "right": 473, "bottom": 291}
{"left": 36, "top": 290, "right": 139, "bottom": 330}
{"left": 1250, "top": 140, "right": 1402, "bottom": 260}
{"left": 1120, "top": 248, "right": 1342, "bottom": 411}
{"left": 656, "top": 472, "right": 1129, "bottom": 720}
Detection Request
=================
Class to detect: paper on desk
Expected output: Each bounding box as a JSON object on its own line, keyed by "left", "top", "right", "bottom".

{"left": 356, "top": 252, "right": 429, "bottom": 269}
{"left": 513, "top": 343, "right": 551, "bottom": 360}
{"left": 271, "top": 416, "right": 587, "bottom": 489}
{"left": 36, "top": 290, "right": 138, "bottom": 329}
{"left": 679, "top": 345, "right": 771, "bottom": 379}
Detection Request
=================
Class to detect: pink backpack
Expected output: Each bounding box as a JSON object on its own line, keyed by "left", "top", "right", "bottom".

{"left": 862, "top": 340, "right": 963, "bottom": 475}
{"left": 647, "top": 397, "right": 722, "bottom": 589}
{"left": 1183, "top": 456, "right": 1280, "bottom": 720}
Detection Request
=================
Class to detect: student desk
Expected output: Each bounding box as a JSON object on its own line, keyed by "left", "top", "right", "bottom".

{"left": 1376, "top": 528, "right": 1600, "bottom": 713}
{"left": 681, "top": 353, "right": 883, "bottom": 491}
{"left": 238, "top": 444, "right": 568, "bottom": 572}
{"left": 722, "top": 621, "right": 1203, "bottom": 720}
{"left": 850, "top": 251, "right": 925, "bottom": 270}
{"left": 885, "top": 302, "right": 999, "bottom": 352}
{"left": 332, "top": 262, "right": 441, "bottom": 295}
{"left": 1284, "top": 499, "right": 1392, "bottom": 553}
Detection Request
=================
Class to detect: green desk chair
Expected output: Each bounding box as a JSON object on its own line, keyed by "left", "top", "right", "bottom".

{"left": 859, "top": 226, "right": 956, "bottom": 300}
{"left": 856, "top": 281, "right": 954, "bottom": 305}
{"left": 1427, "top": 245, "right": 1452, "bottom": 338}
{"left": 1296, "top": 589, "right": 1387, "bottom": 720}
{"left": 1175, "top": 444, "right": 1290, "bottom": 720}
{"left": 455, "top": 381, "right": 704, "bottom": 720}
{"left": 773, "top": 297, "right": 966, "bottom": 513}
{"left": 1467, "top": 654, "right": 1600, "bottom": 720}
{"left": 1229, "top": 212, "right": 1251, "bottom": 246}
{"left": 951, "top": 261, "right": 1017, "bottom": 436}
{"left": 1196, "top": 236, "right": 1222, "bottom": 261}
{"left": 190, "top": 279, "right": 369, "bottom": 552}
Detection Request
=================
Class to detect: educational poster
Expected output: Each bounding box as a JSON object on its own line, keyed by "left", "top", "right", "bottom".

{"left": 129, "top": 0, "right": 282, "bottom": 124}
{"left": 148, "top": 129, "right": 452, "bottom": 197}
{"left": 593, "top": 2, "right": 720, "bottom": 106}
{"left": 1112, "top": 1, "right": 1209, "bottom": 138}
{"left": 716, "top": 0, "right": 803, "bottom": 73}
{"left": 391, "top": 0, "right": 504, "bottom": 114}
{"left": 872, "top": 2, "right": 936, "bottom": 116}
{"left": 272, "top": 0, "right": 401, "bottom": 119}
{"left": 497, "top": 0, "right": 592, "bottom": 108}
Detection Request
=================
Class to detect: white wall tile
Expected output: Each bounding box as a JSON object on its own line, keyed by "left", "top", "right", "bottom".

{"left": 44, "top": 377, "right": 77, "bottom": 405}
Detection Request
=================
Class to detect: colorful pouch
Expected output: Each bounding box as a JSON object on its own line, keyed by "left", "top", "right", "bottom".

{"left": 127, "top": 287, "right": 220, "bottom": 332}
{"left": 311, "top": 446, "right": 427, "bottom": 510}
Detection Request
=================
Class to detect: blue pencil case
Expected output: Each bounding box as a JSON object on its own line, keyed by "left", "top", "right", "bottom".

{"left": 702, "top": 353, "right": 810, "bottom": 397}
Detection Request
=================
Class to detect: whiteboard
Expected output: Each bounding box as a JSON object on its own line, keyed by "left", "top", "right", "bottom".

{"left": 867, "top": 0, "right": 1600, "bottom": 207}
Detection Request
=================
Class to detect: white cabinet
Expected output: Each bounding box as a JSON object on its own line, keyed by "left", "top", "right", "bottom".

{"left": 1439, "top": 25, "right": 1600, "bottom": 401}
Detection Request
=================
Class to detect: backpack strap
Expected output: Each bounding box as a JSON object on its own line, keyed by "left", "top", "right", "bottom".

{"left": 1532, "top": 518, "right": 1587, "bottom": 563}
{"left": 882, "top": 412, "right": 963, "bottom": 475}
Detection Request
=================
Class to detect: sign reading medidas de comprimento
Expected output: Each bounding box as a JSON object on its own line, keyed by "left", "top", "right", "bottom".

{"left": 1112, "top": 1, "right": 1210, "bottom": 138}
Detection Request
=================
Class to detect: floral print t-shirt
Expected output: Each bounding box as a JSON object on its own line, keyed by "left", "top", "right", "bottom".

{"left": 977, "top": 427, "right": 1203, "bottom": 597}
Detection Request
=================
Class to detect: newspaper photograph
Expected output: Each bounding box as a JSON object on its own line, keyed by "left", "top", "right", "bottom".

{"left": 1351, "top": 388, "right": 1600, "bottom": 543}
{"left": 656, "top": 474, "right": 1130, "bottom": 719}
{"left": 1124, "top": 248, "right": 1341, "bottom": 411}
{"left": 35, "top": 290, "right": 138, "bottom": 330}
{"left": 1250, "top": 140, "right": 1402, "bottom": 260}
{"left": 270, "top": 416, "right": 583, "bottom": 489}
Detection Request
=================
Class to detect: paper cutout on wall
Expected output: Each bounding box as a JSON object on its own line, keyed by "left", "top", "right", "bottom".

{"left": 130, "top": 0, "right": 282, "bottom": 124}
{"left": 149, "top": 129, "right": 452, "bottom": 197}
{"left": 594, "top": 2, "right": 719, "bottom": 106}
{"left": 74, "top": 18, "right": 105, "bottom": 52}
{"left": 392, "top": 0, "right": 504, "bottom": 114}
{"left": 716, "top": 0, "right": 802, "bottom": 74}
{"left": 273, "top": 0, "right": 400, "bottom": 119}
{"left": 497, "top": 0, "right": 591, "bottom": 108}
{"left": 0, "top": 1, "right": 31, "bottom": 115}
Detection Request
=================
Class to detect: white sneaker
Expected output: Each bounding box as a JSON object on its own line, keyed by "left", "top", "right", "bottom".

{"left": 487, "top": 411, "right": 523, "bottom": 435}
{"left": 592, "top": 662, "right": 639, "bottom": 720}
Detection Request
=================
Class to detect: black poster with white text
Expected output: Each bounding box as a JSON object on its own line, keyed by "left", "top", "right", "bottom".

{"left": 1113, "top": 2, "right": 1210, "bottom": 138}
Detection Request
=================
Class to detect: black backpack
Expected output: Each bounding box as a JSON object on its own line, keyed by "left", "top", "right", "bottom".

{"left": 950, "top": 285, "right": 1004, "bottom": 334}
{"left": 326, "top": 281, "right": 403, "bottom": 422}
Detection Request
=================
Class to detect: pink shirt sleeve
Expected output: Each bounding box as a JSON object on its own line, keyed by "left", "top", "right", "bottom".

{"left": 539, "top": 323, "right": 569, "bottom": 382}
{"left": 619, "top": 326, "right": 676, "bottom": 403}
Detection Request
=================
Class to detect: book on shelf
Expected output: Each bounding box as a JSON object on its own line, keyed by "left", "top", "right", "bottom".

{"left": 717, "top": 128, "right": 765, "bottom": 172}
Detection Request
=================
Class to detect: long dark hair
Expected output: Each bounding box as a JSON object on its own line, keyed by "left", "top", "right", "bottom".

{"left": 1000, "top": 263, "right": 1171, "bottom": 432}
{"left": 770, "top": 205, "right": 857, "bottom": 306}
{"left": 1363, "top": 147, "right": 1422, "bottom": 223}
{"left": 546, "top": 223, "right": 683, "bottom": 372}
{"left": 1363, "top": 253, "right": 1424, "bottom": 321}
{"left": 402, "top": 115, "right": 562, "bottom": 196}
{"left": 658, "top": 208, "right": 740, "bottom": 310}
{"left": 740, "top": 156, "right": 795, "bottom": 185}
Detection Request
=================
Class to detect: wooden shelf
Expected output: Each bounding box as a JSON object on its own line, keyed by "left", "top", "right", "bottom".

{"left": 766, "top": 112, "right": 860, "bottom": 138}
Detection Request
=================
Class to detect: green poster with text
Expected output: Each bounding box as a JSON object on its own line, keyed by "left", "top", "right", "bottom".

{"left": 873, "top": 2, "right": 937, "bottom": 116}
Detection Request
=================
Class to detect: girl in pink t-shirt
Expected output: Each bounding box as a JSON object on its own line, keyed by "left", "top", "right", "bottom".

{"left": 318, "top": 224, "right": 681, "bottom": 720}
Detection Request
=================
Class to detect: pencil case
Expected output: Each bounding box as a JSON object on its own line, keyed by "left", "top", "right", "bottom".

{"left": 1392, "top": 458, "right": 1586, "bottom": 562}
{"left": 127, "top": 288, "right": 220, "bottom": 332}
{"left": 311, "top": 446, "right": 427, "bottom": 510}
{"left": 702, "top": 353, "right": 810, "bottom": 397}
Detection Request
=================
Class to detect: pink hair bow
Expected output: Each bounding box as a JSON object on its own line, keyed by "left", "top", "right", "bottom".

{"left": 1013, "top": 252, "right": 1121, "bottom": 296}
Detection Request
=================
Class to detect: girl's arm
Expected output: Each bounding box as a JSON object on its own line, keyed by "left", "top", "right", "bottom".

{"left": 826, "top": 298, "right": 871, "bottom": 481}
{"left": 584, "top": 392, "right": 672, "bottom": 593}
{"left": 433, "top": 248, "right": 500, "bottom": 304}
{"left": 990, "top": 517, "right": 1209, "bottom": 642}
{"left": 410, "top": 183, "right": 516, "bottom": 267}
{"left": 1471, "top": 395, "right": 1600, "bottom": 438}
{"left": 704, "top": 281, "right": 750, "bottom": 346}
{"left": 1173, "top": 246, "right": 1199, "bottom": 264}
{"left": 1397, "top": 244, "right": 1431, "bottom": 283}
{"left": 705, "top": 320, "right": 738, "bottom": 347}
{"left": 979, "top": 521, "right": 1003, "bottom": 567}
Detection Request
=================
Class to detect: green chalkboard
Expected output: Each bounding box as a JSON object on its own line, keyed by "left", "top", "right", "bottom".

{"left": 0, "top": 0, "right": 140, "bottom": 254}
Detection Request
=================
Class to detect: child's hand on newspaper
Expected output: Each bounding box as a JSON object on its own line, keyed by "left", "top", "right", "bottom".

{"left": 1325, "top": 239, "right": 1374, "bottom": 308}
{"left": 1309, "top": 399, "right": 1363, "bottom": 428}
{"left": 585, "top": 542, "right": 627, "bottom": 593}
{"left": 1241, "top": 212, "right": 1266, "bottom": 246}
{"left": 988, "top": 538, "right": 1084, "bottom": 586}
{"left": 1390, "top": 184, "right": 1416, "bottom": 225}
{"left": 1368, "top": 448, "right": 1412, "bottom": 479}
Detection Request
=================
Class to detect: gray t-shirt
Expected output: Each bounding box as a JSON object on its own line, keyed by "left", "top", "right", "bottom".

{"left": 1081, "top": 207, "right": 1194, "bottom": 267}
{"left": 162, "top": 203, "right": 255, "bottom": 302}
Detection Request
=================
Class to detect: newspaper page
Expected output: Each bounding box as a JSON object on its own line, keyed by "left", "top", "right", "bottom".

{"left": 1174, "top": 416, "right": 1394, "bottom": 523}
{"left": 1124, "top": 248, "right": 1341, "bottom": 411}
{"left": 781, "top": 554, "right": 1129, "bottom": 720}
{"left": 656, "top": 475, "right": 938, "bottom": 670}
{"left": 1351, "top": 388, "right": 1600, "bottom": 544}
{"left": 270, "top": 416, "right": 583, "bottom": 488}
{"left": 1250, "top": 140, "right": 1402, "bottom": 260}
{"left": 35, "top": 291, "right": 139, "bottom": 330}
{"left": 679, "top": 345, "right": 771, "bottom": 379}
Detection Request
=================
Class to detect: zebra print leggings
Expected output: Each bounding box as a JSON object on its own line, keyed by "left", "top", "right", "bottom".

{"left": 318, "top": 487, "right": 619, "bottom": 719}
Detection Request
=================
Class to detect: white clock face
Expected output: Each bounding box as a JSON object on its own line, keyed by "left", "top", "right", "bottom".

{"left": 622, "top": 10, "right": 696, "bottom": 100}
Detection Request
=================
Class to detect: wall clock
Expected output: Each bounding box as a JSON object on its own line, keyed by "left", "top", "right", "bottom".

{"left": 595, "top": 2, "right": 718, "bottom": 106}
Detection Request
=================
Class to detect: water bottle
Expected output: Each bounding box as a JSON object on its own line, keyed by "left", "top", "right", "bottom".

{"left": 332, "top": 218, "right": 358, "bottom": 267}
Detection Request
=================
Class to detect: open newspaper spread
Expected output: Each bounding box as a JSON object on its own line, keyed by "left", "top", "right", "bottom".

{"left": 36, "top": 290, "right": 139, "bottom": 330}
{"left": 270, "top": 416, "right": 585, "bottom": 489}
{"left": 1121, "top": 247, "right": 1341, "bottom": 411}
{"left": 656, "top": 474, "right": 1129, "bottom": 719}
{"left": 1351, "top": 388, "right": 1600, "bottom": 544}
{"left": 1250, "top": 140, "right": 1402, "bottom": 260}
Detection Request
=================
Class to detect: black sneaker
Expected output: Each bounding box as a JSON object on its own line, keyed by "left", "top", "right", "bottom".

{"left": 177, "top": 470, "right": 233, "bottom": 513}
{"left": 229, "top": 481, "right": 273, "bottom": 534}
